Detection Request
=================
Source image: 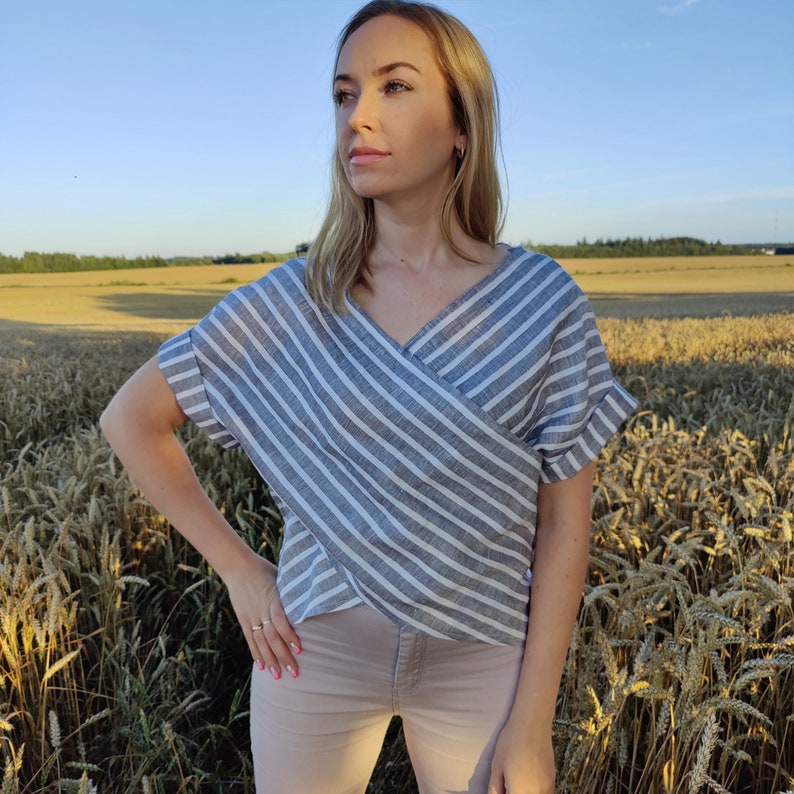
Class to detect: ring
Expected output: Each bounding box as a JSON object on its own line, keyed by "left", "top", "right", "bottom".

{"left": 251, "top": 619, "right": 272, "bottom": 632}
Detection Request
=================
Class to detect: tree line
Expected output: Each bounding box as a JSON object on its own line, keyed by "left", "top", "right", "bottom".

{"left": 210, "top": 252, "right": 285, "bottom": 264}
{"left": 0, "top": 251, "right": 175, "bottom": 274}
{"left": 525, "top": 236, "right": 754, "bottom": 259}
{"left": 0, "top": 237, "right": 756, "bottom": 274}
{"left": 0, "top": 251, "right": 288, "bottom": 274}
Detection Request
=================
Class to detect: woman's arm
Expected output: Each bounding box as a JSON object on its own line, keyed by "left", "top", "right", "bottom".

{"left": 488, "top": 461, "right": 594, "bottom": 794}
{"left": 100, "top": 356, "right": 301, "bottom": 678}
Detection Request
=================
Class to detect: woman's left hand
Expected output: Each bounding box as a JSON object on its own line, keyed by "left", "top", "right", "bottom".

{"left": 487, "top": 719, "right": 555, "bottom": 794}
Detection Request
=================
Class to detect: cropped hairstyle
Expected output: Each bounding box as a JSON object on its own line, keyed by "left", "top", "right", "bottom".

{"left": 305, "top": 0, "right": 503, "bottom": 312}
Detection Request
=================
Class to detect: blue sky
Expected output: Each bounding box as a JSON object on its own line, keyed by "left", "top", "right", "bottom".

{"left": 1, "top": 0, "right": 792, "bottom": 258}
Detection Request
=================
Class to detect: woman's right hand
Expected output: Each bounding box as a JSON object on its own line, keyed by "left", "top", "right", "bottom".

{"left": 224, "top": 550, "right": 303, "bottom": 679}
{"left": 101, "top": 358, "right": 303, "bottom": 680}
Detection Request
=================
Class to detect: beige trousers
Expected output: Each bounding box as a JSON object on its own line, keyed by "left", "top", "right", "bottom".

{"left": 250, "top": 605, "right": 524, "bottom": 794}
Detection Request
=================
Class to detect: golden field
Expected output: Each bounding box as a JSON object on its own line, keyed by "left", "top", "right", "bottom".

{"left": 560, "top": 254, "right": 783, "bottom": 279}
{"left": 0, "top": 258, "right": 792, "bottom": 792}
{"left": 0, "top": 263, "right": 277, "bottom": 333}
{"left": 0, "top": 254, "right": 791, "bottom": 331}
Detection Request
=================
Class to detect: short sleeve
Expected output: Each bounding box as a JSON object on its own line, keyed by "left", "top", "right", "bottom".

{"left": 527, "top": 293, "right": 637, "bottom": 483}
{"left": 158, "top": 327, "right": 241, "bottom": 449}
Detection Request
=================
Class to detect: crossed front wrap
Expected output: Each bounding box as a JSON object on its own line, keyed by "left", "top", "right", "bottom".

{"left": 159, "top": 251, "right": 637, "bottom": 645}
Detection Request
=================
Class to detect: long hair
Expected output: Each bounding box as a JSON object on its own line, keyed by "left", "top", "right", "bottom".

{"left": 306, "top": 0, "right": 503, "bottom": 312}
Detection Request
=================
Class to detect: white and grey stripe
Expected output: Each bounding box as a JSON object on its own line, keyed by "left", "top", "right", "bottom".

{"left": 159, "top": 246, "right": 637, "bottom": 644}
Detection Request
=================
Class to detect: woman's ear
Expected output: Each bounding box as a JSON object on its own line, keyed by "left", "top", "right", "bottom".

{"left": 455, "top": 132, "right": 468, "bottom": 160}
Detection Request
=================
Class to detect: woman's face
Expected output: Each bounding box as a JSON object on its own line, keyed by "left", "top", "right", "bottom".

{"left": 334, "top": 14, "right": 465, "bottom": 208}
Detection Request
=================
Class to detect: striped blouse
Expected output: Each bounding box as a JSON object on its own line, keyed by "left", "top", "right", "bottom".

{"left": 158, "top": 246, "right": 637, "bottom": 645}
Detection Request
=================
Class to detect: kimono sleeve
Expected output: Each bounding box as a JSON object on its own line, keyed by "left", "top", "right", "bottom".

{"left": 528, "top": 291, "right": 637, "bottom": 483}
{"left": 157, "top": 323, "right": 241, "bottom": 450}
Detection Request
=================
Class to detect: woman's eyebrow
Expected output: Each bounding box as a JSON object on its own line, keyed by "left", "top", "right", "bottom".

{"left": 334, "top": 61, "right": 422, "bottom": 84}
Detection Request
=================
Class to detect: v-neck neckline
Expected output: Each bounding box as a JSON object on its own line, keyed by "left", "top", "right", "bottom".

{"left": 345, "top": 244, "right": 525, "bottom": 352}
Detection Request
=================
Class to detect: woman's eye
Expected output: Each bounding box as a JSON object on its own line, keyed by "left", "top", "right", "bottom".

{"left": 384, "top": 80, "right": 410, "bottom": 95}
{"left": 333, "top": 89, "right": 354, "bottom": 106}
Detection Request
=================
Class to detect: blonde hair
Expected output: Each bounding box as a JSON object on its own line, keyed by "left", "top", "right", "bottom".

{"left": 306, "top": 0, "right": 503, "bottom": 312}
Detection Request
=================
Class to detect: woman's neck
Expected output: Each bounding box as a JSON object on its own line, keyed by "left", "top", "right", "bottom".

{"left": 368, "top": 202, "right": 494, "bottom": 274}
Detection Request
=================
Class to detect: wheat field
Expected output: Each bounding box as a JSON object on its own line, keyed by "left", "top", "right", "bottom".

{"left": 0, "top": 308, "right": 792, "bottom": 793}
{"left": 0, "top": 254, "right": 790, "bottom": 332}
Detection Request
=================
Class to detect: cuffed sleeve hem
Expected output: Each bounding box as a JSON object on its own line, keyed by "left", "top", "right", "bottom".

{"left": 539, "top": 381, "right": 637, "bottom": 483}
{"left": 158, "top": 330, "right": 240, "bottom": 449}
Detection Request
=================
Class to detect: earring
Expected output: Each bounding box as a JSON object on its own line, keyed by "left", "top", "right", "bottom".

{"left": 457, "top": 145, "right": 466, "bottom": 160}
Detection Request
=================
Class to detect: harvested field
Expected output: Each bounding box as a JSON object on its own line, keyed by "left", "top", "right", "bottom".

{"left": 0, "top": 256, "right": 790, "bottom": 331}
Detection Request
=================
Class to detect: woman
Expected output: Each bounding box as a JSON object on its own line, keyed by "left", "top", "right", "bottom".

{"left": 101, "top": 2, "right": 637, "bottom": 792}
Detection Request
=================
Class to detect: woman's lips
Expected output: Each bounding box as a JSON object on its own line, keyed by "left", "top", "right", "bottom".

{"left": 349, "top": 146, "right": 389, "bottom": 165}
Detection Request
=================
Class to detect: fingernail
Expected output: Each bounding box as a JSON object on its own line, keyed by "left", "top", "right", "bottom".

{"left": 257, "top": 660, "right": 265, "bottom": 672}
{"left": 270, "top": 666, "right": 281, "bottom": 680}
{"left": 290, "top": 643, "right": 302, "bottom": 655}
{"left": 286, "top": 664, "right": 298, "bottom": 678}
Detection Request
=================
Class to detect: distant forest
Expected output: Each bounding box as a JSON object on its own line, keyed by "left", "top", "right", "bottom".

{"left": 0, "top": 250, "right": 287, "bottom": 274}
{"left": 0, "top": 237, "right": 763, "bottom": 274}
{"left": 526, "top": 236, "right": 754, "bottom": 259}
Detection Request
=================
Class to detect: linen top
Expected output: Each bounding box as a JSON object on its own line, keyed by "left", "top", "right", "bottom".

{"left": 158, "top": 246, "right": 637, "bottom": 645}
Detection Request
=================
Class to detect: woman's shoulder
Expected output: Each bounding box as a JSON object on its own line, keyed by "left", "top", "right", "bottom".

{"left": 504, "top": 243, "right": 565, "bottom": 268}
{"left": 496, "top": 245, "right": 597, "bottom": 338}
{"left": 252, "top": 256, "right": 307, "bottom": 289}
{"left": 194, "top": 259, "right": 310, "bottom": 332}
{"left": 224, "top": 257, "right": 308, "bottom": 302}
{"left": 501, "top": 244, "right": 583, "bottom": 293}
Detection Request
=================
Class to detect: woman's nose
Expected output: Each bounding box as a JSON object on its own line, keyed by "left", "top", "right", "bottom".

{"left": 347, "top": 92, "right": 378, "bottom": 133}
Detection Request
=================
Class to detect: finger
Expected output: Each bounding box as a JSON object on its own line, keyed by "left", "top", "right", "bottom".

{"left": 269, "top": 598, "right": 302, "bottom": 655}
{"left": 263, "top": 601, "right": 302, "bottom": 678}
{"left": 250, "top": 619, "right": 286, "bottom": 679}
{"left": 249, "top": 600, "right": 302, "bottom": 680}
{"left": 260, "top": 615, "right": 300, "bottom": 679}
{"left": 244, "top": 621, "right": 270, "bottom": 673}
